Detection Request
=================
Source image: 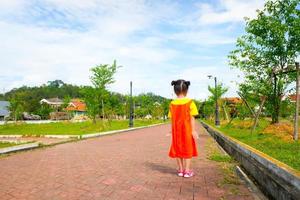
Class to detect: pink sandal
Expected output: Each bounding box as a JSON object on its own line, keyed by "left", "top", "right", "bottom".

{"left": 177, "top": 170, "right": 184, "bottom": 177}
{"left": 184, "top": 170, "right": 194, "bottom": 178}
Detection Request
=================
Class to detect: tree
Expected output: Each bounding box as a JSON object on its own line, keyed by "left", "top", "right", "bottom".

{"left": 8, "top": 95, "right": 25, "bottom": 121}
{"left": 208, "top": 83, "right": 228, "bottom": 102}
{"left": 90, "top": 60, "right": 118, "bottom": 89}
{"left": 47, "top": 80, "right": 65, "bottom": 88}
{"left": 229, "top": 0, "right": 300, "bottom": 123}
{"left": 80, "top": 86, "right": 100, "bottom": 124}
{"left": 83, "top": 60, "right": 119, "bottom": 123}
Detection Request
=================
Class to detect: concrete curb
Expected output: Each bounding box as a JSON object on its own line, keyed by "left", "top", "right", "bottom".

{"left": 201, "top": 121, "right": 300, "bottom": 200}
{"left": 203, "top": 128, "right": 267, "bottom": 200}
{"left": 81, "top": 122, "right": 167, "bottom": 139}
{"left": 0, "top": 142, "right": 40, "bottom": 154}
{"left": 235, "top": 166, "right": 268, "bottom": 200}
{"left": 0, "top": 135, "right": 22, "bottom": 138}
{"left": 44, "top": 135, "right": 80, "bottom": 139}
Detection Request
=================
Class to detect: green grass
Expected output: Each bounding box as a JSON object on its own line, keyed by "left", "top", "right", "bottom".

{"left": 209, "top": 153, "right": 233, "bottom": 163}
{"left": 0, "top": 119, "right": 165, "bottom": 136}
{"left": 0, "top": 142, "right": 18, "bottom": 148}
{"left": 202, "top": 119, "right": 300, "bottom": 171}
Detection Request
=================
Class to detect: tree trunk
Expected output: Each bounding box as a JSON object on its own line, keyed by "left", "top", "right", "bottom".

{"left": 251, "top": 97, "right": 266, "bottom": 133}
{"left": 271, "top": 75, "right": 281, "bottom": 124}
{"left": 93, "top": 115, "right": 96, "bottom": 124}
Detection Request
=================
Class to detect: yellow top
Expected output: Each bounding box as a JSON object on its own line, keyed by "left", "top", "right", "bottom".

{"left": 168, "top": 97, "right": 199, "bottom": 118}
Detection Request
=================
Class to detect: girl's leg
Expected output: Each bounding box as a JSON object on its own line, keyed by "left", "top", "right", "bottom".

{"left": 184, "top": 158, "right": 191, "bottom": 171}
{"left": 176, "top": 158, "right": 184, "bottom": 171}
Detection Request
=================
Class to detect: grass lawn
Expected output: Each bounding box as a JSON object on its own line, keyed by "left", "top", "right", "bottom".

{"left": 0, "top": 142, "right": 18, "bottom": 148}
{"left": 202, "top": 119, "right": 300, "bottom": 171}
{"left": 0, "top": 119, "right": 165, "bottom": 136}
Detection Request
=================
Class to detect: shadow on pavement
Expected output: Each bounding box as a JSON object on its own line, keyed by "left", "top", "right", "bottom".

{"left": 145, "top": 162, "right": 175, "bottom": 175}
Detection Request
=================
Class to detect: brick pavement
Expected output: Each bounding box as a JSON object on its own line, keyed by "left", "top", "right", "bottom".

{"left": 0, "top": 123, "right": 255, "bottom": 200}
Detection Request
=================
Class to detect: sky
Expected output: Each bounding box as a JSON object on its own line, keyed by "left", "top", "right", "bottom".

{"left": 0, "top": 0, "right": 265, "bottom": 100}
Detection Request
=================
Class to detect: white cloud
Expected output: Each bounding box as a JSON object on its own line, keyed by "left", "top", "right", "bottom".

{"left": 0, "top": 0, "right": 262, "bottom": 99}
{"left": 197, "top": 0, "right": 265, "bottom": 25}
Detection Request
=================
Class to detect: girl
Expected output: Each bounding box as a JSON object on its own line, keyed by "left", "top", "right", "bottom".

{"left": 168, "top": 79, "right": 199, "bottom": 178}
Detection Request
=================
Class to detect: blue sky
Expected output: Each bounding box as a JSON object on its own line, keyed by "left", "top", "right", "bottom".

{"left": 0, "top": 0, "right": 265, "bottom": 99}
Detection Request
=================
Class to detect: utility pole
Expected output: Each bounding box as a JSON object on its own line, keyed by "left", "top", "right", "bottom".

{"left": 294, "top": 62, "right": 299, "bottom": 141}
{"left": 208, "top": 75, "right": 220, "bottom": 127}
{"left": 129, "top": 81, "right": 134, "bottom": 127}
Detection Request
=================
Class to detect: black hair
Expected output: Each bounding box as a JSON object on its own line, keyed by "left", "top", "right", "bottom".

{"left": 171, "top": 79, "right": 190, "bottom": 95}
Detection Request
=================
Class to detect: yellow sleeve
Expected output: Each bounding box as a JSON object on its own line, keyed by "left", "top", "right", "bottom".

{"left": 190, "top": 101, "right": 199, "bottom": 116}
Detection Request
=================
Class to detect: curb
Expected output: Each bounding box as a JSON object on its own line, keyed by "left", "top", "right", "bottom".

{"left": 81, "top": 122, "right": 167, "bottom": 139}
{"left": 0, "top": 135, "right": 22, "bottom": 138}
{"left": 235, "top": 166, "right": 268, "bottom": 200}
{"left": 0, "top": 142, "right": 40, "bottom": 154}
{"left": 203, "top": 127, "right": 266, "bottom": 200}
{"left": 44, "top": 135, "right": 80, "bottom": 139}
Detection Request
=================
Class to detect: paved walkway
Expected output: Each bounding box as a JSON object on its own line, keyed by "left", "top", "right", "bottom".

{"left": 0, "top": 123, "right": 255, "bottom": 200}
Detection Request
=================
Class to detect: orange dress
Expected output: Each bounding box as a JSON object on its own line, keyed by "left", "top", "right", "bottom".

{"left": 169, "top": 99, "right": 198, "bottom": 158}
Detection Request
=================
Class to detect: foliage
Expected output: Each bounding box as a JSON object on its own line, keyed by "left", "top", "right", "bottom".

{"left": 202, "top": 82, "right": 228, "bottom": 119}
{"left": 35, "top": 104, "right": 53, "bottom": 119}
{"left": 201, "top": 100, "right": 215, "bottom": 119}
{"left": 8, "top": 93, "right": 25, "bottom": 121}
{"left": 280, "top": 98, "right": 295, "bottom": 118}
{"left": 80, "top": 86, "right": 100, "bottom": 123}
{"left": 235, "top": 103, "right": 252, "bottom": 119}
{"left": 208, "top": 83, "right": 229, "bottom": 102}
{"left": 4, "top": 80, "right": 83, "bottom": 115}
{"left": 229, "top": 0, "right": 300, "bottom": 123}
{"left": 81, "top": 60, "right": 119, "bottom": 123}
{"left": 90, "top": 60, "right": 118, "bottom": 90}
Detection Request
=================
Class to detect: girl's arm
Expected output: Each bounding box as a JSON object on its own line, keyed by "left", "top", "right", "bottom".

{"left": 191, "top": 116, "right": 199, "bottom": 140}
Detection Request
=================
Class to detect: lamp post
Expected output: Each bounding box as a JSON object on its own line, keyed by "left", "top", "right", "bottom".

{"left": 294, "top": 61, "right": 300, "bottom": 140}
{"left": 208, "top": 75, "right": 220, "bottom": 126}
{"left": 129, "top": 81, "right": 134, "bottom": 127}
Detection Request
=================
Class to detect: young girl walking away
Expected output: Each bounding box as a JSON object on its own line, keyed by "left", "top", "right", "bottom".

{"left": 168, "top": 79, "right": 199, "bottom": 178}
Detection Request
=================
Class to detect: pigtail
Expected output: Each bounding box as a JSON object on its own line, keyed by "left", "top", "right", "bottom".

{"left": 185, "top": 81, "right": 190, "bottom": 86}
{"left": 171, "top": 80, "right": 176, "bottom": 86}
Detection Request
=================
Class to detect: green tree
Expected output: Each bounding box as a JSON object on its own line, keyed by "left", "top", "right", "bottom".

{"left": 36, "top": 104, "right": 53, "bottom": 119}
{"left": 208, "top": 83, "right": 228, "bottom": 101}
{"left": 80, "top": 86, "right": 100, "bottom": 123}
{"left": 229, "top": 0, "right": 300, "bottom": 123}
{"left": 83, "top": 60, "right": 119, "bottom": 123}
{"left": 8, "top": 96, "right": 25, "bottom": 121}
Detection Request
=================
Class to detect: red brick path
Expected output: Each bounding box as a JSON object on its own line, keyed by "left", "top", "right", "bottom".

{"left": 0, "top": 123, "right": 254, "bottom": 200}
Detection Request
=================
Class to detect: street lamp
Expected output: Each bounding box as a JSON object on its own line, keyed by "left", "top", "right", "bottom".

{"left": 208, "top": 75, "right": 220, "bottom": 127}
{"left": 294, "top": 56, "right": 300, "bottom": 140}
{"left": 129, "top": 81, "right": 134, "bottom": 128}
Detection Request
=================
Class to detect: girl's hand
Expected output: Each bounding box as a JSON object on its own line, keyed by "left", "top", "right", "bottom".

{"left": 192, "top": 131, "right": 199, "bottom": 140}
{"left": 166, "top": 130, "right": 171, "bottom": 137}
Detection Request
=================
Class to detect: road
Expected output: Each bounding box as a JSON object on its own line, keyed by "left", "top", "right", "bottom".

{"left": 0, "top": 123, "right": 255, "bottom": 200}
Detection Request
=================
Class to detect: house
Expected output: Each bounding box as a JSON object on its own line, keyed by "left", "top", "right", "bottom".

{"left": 288, "top": 94, "right": 299, "bottom": 103}
{"left": 0, "top": 101, "right": 10, "bottom": 121}
{"left": 222, "top": 97, "right": 242, "bottom": 105}
{"left": 65, "top": 99, "right": 87, "bottom": 116}
{"left": 40, "top": 98, "right": 63, "bottom": 109}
